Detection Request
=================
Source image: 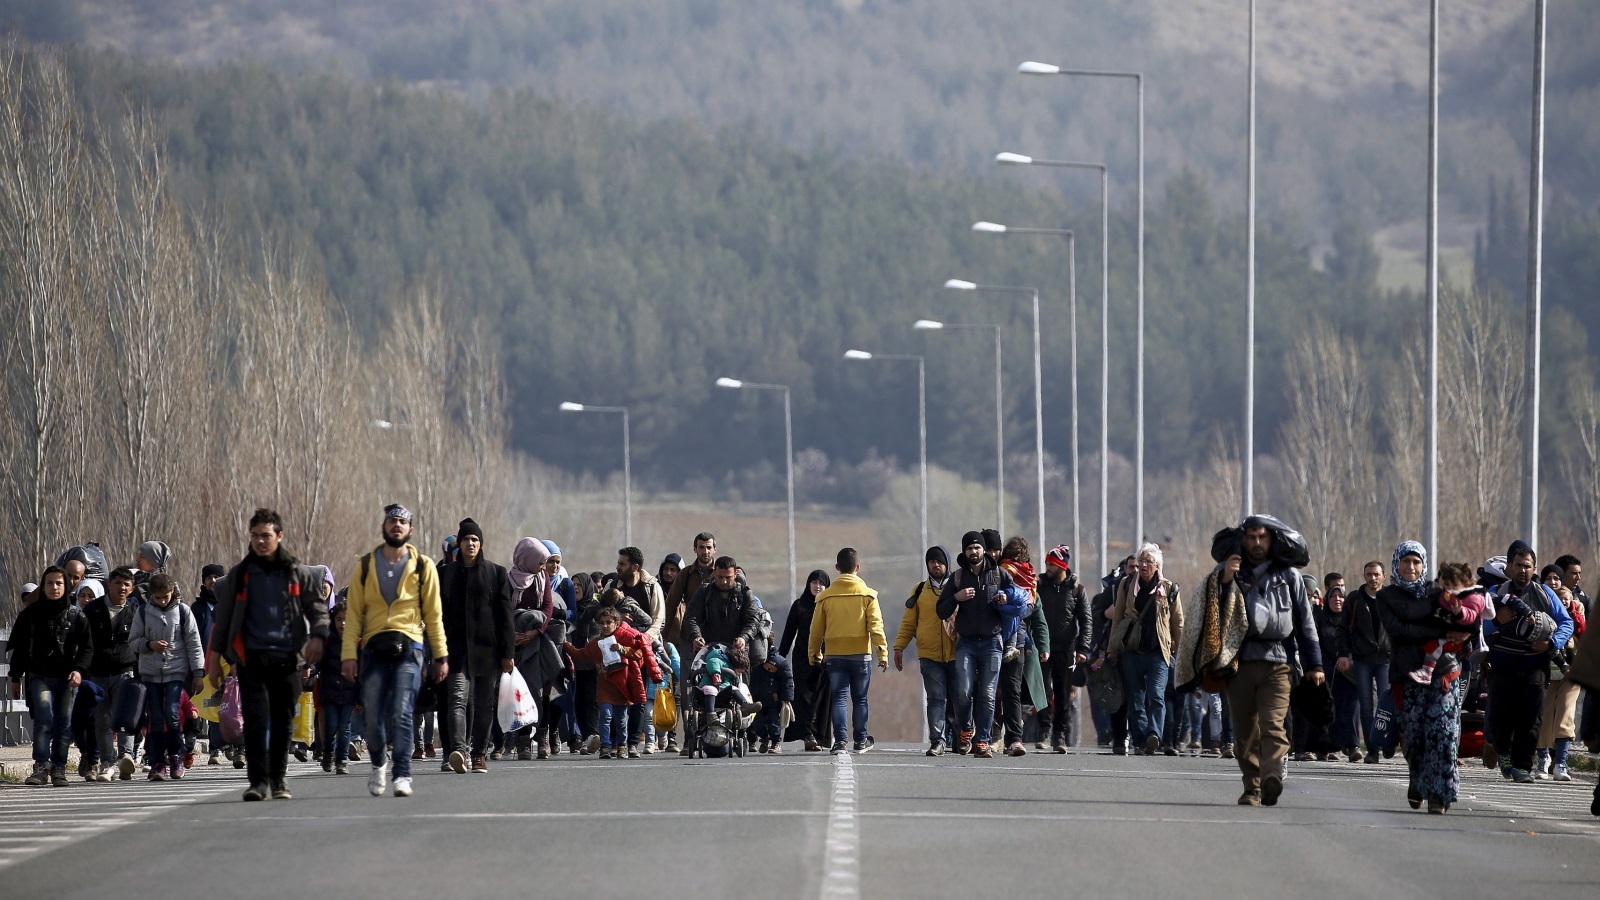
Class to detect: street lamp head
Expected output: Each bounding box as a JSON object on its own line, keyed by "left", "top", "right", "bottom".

{"left": 1018, "top": 61, "right": 1061, "bottom": 75}
{"left": 944, "top": 279, "right": 977, "bottom": 291}
{"left": 972, "top": 221, "right": 1007, "bottom": 234}
{"left": 843, "top": 350, "right": 873, "bottom": 361}
{"left": 558, "top": 402, "right": 585, "bottom": 412}
{"left": 714, "top": 377, "right": 744, "bottom": 389}
{"left": 913, "top": 319, "right": 945, "bottom": 330}
{"left": 995, "top": 152, "right": 1033, "bottom": 166}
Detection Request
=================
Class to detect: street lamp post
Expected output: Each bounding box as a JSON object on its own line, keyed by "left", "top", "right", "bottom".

{"left": 1020, "top": 60, "right": 1145, "bottom": 548}
{"left": 1523, "top": 0, "right": 1548, "bottom": 548}
{"left": 971, "top": 221, "right": 1081, "bottom": 565}
{"left": 844, "top": 350, "right": 927, "bottom": 558}
{"left": 996, "top": 153, "right": 1110, "bottom": 576}
{"left": 915, "top": 319, "right": 1005, "bottom": 532}
{"left": 945, "top": 280, "right": 1045, "bottom": 561}
{"left": 715, "top": 378, "right": 796, "bottom": 603}
{"left": 558, "top": 402, "right": 632, "bottom": 547}
{"left": 1245, "top": 0, "right": 1258, "bottom": 519}
{"left": 1425, "top": 0, "right": 1440, "bottom": 565}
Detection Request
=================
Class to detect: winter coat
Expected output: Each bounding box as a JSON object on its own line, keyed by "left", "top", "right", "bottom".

{"left": 1111, "top": 575, "right": 1184, "bottom": 663}
{"left": 84, "top": 597, "right": 138, "bottom": 676}
{"left": 211, "top": 549, "right": 331, "bottom": 669}
{"left": 1336, "top": 587, "right": 1391, "bottom": 662}
{"left": 129, "top": 599, "right": 205, "bottom": 683}
{"left": 808, "top": 573, "right": 888, "bottom": 664}
{"left": 317, "top": 632, "right": 360, "bottom": 706}
{"left": 514, "top": 608, "right": 567, "bottom": 695}
{"left": 751, "top": 650, "right": 794, "bottom": 704}
{"left": 1483, "top": 581, "right": 1574, "bottom": 674}
{"left": 1374, "top": 584, "right": 1453, "bottom": 685}
{"left": 566, "top": 622, "right": 659, "bottom": 706}
{"left": 191, "top": 589, "right": 218, "bottom": 652}
{"left": 1235, "top": 563, "right": 1322, "bottom": 670}
{"left": 438, "top": 558, "right": 516, "bottom": 678}
{"left": 895, "top": 576, "right": 958, "bottom": 662}
{"left": 1039, "top": 571, "right": 1092, "bottom": 658}
{"left": 339, "top": 544, "right": 447, "bottom": 662}
{"left": 685, "top": 581, "right": 762, "bottom": 650}
{"left": 935, "top": 556, "right": 1016, "bottom": 638}
{"left": 7, "top": 595, "right": 93, "bottom": 683}
{"left": 664, "top": 562, "right": 715, "bottom": 648}
{"left": 623, "top": 573, "right": 668, "bottom": 642}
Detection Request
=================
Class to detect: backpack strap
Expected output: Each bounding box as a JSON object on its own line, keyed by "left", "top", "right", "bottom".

{"left": 359, "top": 553, "right": 373, "bottom": 589}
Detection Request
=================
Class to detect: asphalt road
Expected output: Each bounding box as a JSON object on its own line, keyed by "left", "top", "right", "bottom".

{"left": 2, "top": 745, "right": 1597, "bottom": 899}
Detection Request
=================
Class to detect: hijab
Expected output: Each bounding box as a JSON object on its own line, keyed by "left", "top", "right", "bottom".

{"left": 1390, "top": 540, "right": 1428, "bottom": 598}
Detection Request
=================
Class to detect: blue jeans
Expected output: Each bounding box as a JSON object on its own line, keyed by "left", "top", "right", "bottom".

{"left": 1348, "top": 657, "right": 1391, "bottom": 750}
{"left": 1120, "top": 651, "right": 1169, "bottom": 747}
{"left": 1193, "top": 691, "right": 1223, "bottom": 746}
{"left": 145, "top": 680, "right": 186, "bottom": 763}
{"left": 755, "top": 704, "right": 783, "bottom": 742}
{"left": 953, "top": 636, "right": 1003, "bottom": 744}
{"left": 360, "top": 644, "right": 423, "bottom": 778}
{"left": 324, "top": 703, "right": 354, "bottom": 762}
{"left": 918, "top": 658, "right": 956, "bottom": 745}
{"left": 1330, "top": 670, "right": 1360, "bottom": 749}
{"left": 597, "top": 702, "right": 627, "bottom": 749}
{"left": 826, "top": 657, "right": 872, "bottom": 744}
{"left": 27, "top": 676, "right": 77, "bottom": 767}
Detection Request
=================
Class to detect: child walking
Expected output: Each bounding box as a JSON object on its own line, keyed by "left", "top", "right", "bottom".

{"left": 129, "top": 574, "right": 205, "bottom": 780}
{"left": 318, "top": 601, "right": 360, "bottom": 774}
{"left": 564, "top": 602, "right": 660, "bottom": 759}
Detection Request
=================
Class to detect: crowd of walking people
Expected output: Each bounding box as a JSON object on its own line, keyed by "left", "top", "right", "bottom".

{"left": 6, "top": 504, "right": 1599, "bottom": 820}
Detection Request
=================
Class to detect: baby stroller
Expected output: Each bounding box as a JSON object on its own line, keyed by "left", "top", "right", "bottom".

{"left": 685, "top": 644, "right": 759, "bottom": 759}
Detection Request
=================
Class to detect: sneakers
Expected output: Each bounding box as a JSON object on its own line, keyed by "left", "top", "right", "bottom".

{"left": 440, "top": 759, "right": 454, "bottom": 772}
{"left": 1200, "top": 748, "right": 1221, "bottom": 758}
{"left": 598, "top": 748, "right": 613, "bottom": 760}
{"left": 1512, "top": 768, "right": 1536, "bottom": 784}
{"left": 973, "top": 741, "right": 994, "bottom": 759}
{"left": 242, "top": 783, "right": 270, "bottom": 801}
{"left": 335, "top": 761, "right": 350, "bottom": 775}
{"left": 926, "top": 741, "right": 945, "bottom": 758}
{"left": 424, "top": 742, "right": 436, "bottom": 758}
{"left": 627, "top": 745, "right": 641, "bottom": 759}
{"left": 489, "top": 749, "right": 504, "bottom": 761}
{"left": 853, "top": 737, "right": 875, "bottom": 754}
{"left": 1293, "top": 751, "right": 1316, "bottom": 762}
{"left": 1535, "top": 755, "right": 1552, "bottom": 779}
{"left": 322, "top": 755, "right": 334, "bottom": 773}
{"left": 169, "top": 756, "right": 186, "bottom": 780}
{"left": 117, "top": 755, "right": 137, "bottom": 780}
{"left": 294, "top": 745, "right": 310, "bottom": 763}
{"left": 804, "top": 739, "right": 822, "bottom": 753}
{"left": 148, "top": 765, "right": 166, "bottom": 782}
{"left": 641, "top": 742, "right": 655, "bottom": 755}
{"left": 233, "top": 752, "right": 245, "bottom": 770}
{"left": 348, "top": 740, "right": 364, "bottom": 762}
{"left": 208, "top": 752, "right": 222, "bottom": 767}
{"left": 448, "top": 750, "right": 467, "bottom": 774}
{"left": 411, "top": 746, "right": 425, "bottom": 761}
{"left": 1220, "top": 743, "right": 1235, "bottom": 760}
{"left": 471, "top": 755, "right": 488, "bottom": 773}
{"left": 24, "top": 764, "right": 49, "bottom": 786}
{"left": 94, "top": 764, "right": 113, "bottom": 782}
{"left": 1002, "top": 646, "right": 1022, "bottom": 664}
{"left": 1007, "top": 742, "right": 1027, "bottom": 757}
{"left": 1033, "top": 741, "right": 1049, "bottom": 752}
{"left": 80, "top": 762, "right": 98, "bottom": 782}
{"left": 1552, "top": 764, "right": 1572, "bottom": 782}
{"left": 1501, "top": 764, "right": 1515, "bottom": 780}
{"left": 368, "top": 762, "right": 389, "bottom": 797}
{"left": 769, "top": 744, "right": 783, "bottom": 754}
{"left": 183, "top": 751, "right": 195, "bottom": 770}
{"left": 393, "top": 777, "right": 412, "bottom": 798}
{"left": 830, "top": 741, "right": 847, "bottom": 755}
{"left": 1343, "top": 746, "right": 1362, "bottom": 763}
{"left": 271, "top": 780, "right": 292, "bottom": 800}
{"left": 1052, "top": 736, "right": 1068, "bottom": 754}
{"left": 1260, "top": 774, "right": 1283, "bottom": 807}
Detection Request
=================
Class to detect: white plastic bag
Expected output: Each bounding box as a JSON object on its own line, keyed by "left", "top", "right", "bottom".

{"left": 497, "top": 667, "right": 539, "bottom": 732}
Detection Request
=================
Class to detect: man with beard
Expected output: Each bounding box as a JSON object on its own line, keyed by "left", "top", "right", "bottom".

{"left": 894, "top": 546, "right": 956, "bottom": 756}
{"left": 664, "top": 534, "right": 717, "bottom": 750}
{"left": 206, "top": 509, "right": 329, "bottom": 801}
{"left": 936, "top": 531, "right": 1020, "bottom": 759}
{"left": 1036, "top": 545, "right": 1091, "bottom": 752}
{"left": 1216, "top": 515, "right": 1323, "bottom": 807}
{"left": 1483, "top": 540, "right": 1574, "bottom": 782}
{"left": 438, "top": 518, "right": 514, "bottom": 775}
{"left": 341, "top": 504, "right": 449, "bottom": 798}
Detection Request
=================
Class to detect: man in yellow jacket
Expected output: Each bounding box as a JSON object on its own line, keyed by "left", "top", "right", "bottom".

{"left": 809, "top": 547, "right": 888, "bottom": 755}
{"left": 894, "top": 545, "right": 957, "bottom": 756}
{"left": 341, "top": 503, "right": 449, "bottom": 798}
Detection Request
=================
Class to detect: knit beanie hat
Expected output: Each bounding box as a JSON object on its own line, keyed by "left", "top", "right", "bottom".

{"left": 961, "top": 531, "right": 985, "bottom": 550}
{"left": 982, "top": 529, "right": 1003, "bottom": 552}
{"left": 457, "top": 518, "right": 484, "bottom": 541}
{"left": 1506, "top": 539, "right": 1536, "bottom": 565}
{"left": 1046, "top": 545, "right": 1071, "bottom": 572}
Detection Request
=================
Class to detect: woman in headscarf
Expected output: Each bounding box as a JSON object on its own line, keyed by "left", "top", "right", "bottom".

{"left": 779, "top": 569, "right": 832, "bottom": 751}
{"left": 507, "top": 538, "right": 569, "bottom": 759}
{"left": 1374, "top": 540, "right": 1463, "bottom": 813}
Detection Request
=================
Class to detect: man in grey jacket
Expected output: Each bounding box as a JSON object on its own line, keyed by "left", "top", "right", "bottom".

{"left": 1218, "top": 516, "right": 1324, "bottom": 807}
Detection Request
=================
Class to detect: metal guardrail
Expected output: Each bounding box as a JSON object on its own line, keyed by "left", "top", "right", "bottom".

{"left": 0, "top": 630, "right": 26, "bottom": 746}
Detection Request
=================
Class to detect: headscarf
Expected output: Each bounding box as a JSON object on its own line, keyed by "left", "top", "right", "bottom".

{"left": 138, "top": 540, "right": 172, "bottom": 572}
{"left": 1390, "top": 540, "right": 1428, "bottom": 598}
{"left": 76, "top": 579, "right": 104, "bottom": 604}
{"left": 308, "top": 565, "right": 337, "bottom": 607}
{"left": 799, "top": 569, "right": 832, "bottom": 603}
{"left": 509, "top": 537, "right": 552, "bottom": 592}
{"left": 542, "top": 540, "right": 562, "bottom": 559}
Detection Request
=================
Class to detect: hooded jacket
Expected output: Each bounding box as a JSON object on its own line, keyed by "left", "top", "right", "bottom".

{"left": 751, "top": 649, "right": 795, "bottom": 704}
{"left": 438, "top": 555, "right": 516, "bottom": 678}
{"left": 129, "top": 598, "right": 205, "bottom": 682}
{"left": 936, "top": 551, "right": 1016, "bottom": 638}
{"left": 895, "top": 547, "right": 957, "bottom": 662}
{"left": 808, "top": 572, "right": 888, "bottom": 664}
{"left": 211, "top": 548, "right": 331, "bottom": 669}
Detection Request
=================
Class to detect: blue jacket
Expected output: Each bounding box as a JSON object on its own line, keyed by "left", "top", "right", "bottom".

{"left": 1484, "top": 581, "right": 1574, "bottom": 672}
{"left": 750, "top": 650, "right": 794, "bottom": 704}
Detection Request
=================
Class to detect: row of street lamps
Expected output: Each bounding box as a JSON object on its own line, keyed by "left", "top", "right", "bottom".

{"left": 562, "top": 5, "right": 1557, "bottom": 593}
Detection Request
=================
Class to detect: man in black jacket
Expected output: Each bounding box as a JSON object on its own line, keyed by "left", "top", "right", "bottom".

{"left": 84, "top": 568, "right": 139, "bottom": 780}
{"left": 684, "top": 557, "right": 761, "bottom": 653}
{"left": 1336, "top": 560, "right": 1392, "bottom": 763}
{"left": 438, "top": 517, "right": 515, "bottom": 775}
{"left": 1035, "top": 545, "right": 1091, "bottom": 752}
{"left": 8, "top": 566, "right": 94, "bottom": 786}
{"left": 206, "top": 508, "right": 330, "bottom": 802}
{"left": 936, "top": 531, "right": 1014, "bottom": 759}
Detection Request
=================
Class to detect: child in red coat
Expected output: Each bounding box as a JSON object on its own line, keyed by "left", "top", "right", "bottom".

{"left": 564, "top": 601, "right": 660, "bottom": 759}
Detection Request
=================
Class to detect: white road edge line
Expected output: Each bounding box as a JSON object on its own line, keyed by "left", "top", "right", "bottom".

{"left": 820, "top": 751, "right": 860, "bottom": 900}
